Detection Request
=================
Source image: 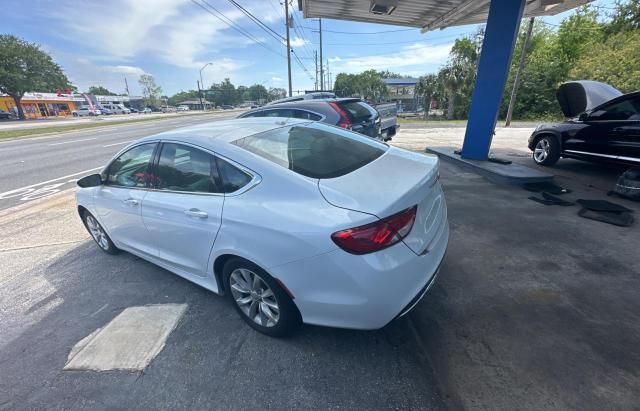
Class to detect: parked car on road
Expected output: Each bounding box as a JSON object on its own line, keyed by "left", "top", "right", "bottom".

{"left": 99, "top": 106, "right": 113, "bottom": 115}
{"left": 221, "top": 104, "right": 234, "bottom": 110}
{"left": 177, "top": 105, "right": 189, "bottom": 111}
{"left": 238, "top": 98, "right": 383, "bottom": 140}
{"left": 128, "top": 107, "right": 139, "bottom": 113}
{"left": 0, "top": 110, "right": 15, "bottom": 120}
{"left": 268, "top": 92, "right": 336, "bottom": 105}
{"left": 75, "top": 118, "right": 449, "bottom": 336}
{"left": 72, "top": 106, "right": 101, "bottom": 116}
{"left": 101, "top": 103, "right": 130, "bottom": 114}
{"left": 141, "top": 107, "right": 152, "bottom": 114}
{"left": 529, "top": 80, "right": 640, "bottom": 166}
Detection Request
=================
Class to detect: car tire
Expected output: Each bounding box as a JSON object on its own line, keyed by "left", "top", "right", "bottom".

{"left": 223, "top": 257, "right": 301, "bottom": 337}
{"left": 72, "top": 113, "right": 78, "bottom": 117}
{"left": 532, "top": 135, "right": 560, "bottom": 166}
{"left": 82, "top": 211, "right": 119, "bottom": 255}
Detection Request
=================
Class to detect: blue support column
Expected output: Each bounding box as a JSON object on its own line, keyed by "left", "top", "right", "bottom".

{"left": 461, "top": 0, "right": 526, "bottom": 160}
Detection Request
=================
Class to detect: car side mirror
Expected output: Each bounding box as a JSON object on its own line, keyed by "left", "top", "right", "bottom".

{"left": 578, "top": 112, "right": 589, "bottom": 122}
{"left": 77, "top": 173, "right": 103, "bottom": 188}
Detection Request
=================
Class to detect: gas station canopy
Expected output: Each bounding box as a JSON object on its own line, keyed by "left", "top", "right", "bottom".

{"left": 300, "top": 0, "right": 592, "bottom": 162}
{"left": 300, "top": 0, "right": 591, "bottom": 31}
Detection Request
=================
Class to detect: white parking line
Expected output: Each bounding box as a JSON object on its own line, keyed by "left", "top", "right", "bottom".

{"left": 49, "top": 137, "right": 97, "bottom": 146}
{"left": 103, "top": 140, "right": 133, "bottom": 147}
{"left": 0, "top": 166, "right": 103, "bottom": 198}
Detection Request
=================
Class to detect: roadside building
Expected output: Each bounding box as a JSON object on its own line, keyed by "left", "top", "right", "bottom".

{"left": 177, "top": 99, "right": 213, "bottom": 110}
{"left": 0, "top": 93, "right": 145, "bottom": 118}
{"left": 382, "top": 78, "right": 420, "bottom": 113}
{"left": 0, "top": 92, "right": 81, "bottom": 118}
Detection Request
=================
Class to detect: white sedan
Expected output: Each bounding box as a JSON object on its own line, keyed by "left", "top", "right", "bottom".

{"left": 76, "top": 118, "right": 449, "bottom": 336}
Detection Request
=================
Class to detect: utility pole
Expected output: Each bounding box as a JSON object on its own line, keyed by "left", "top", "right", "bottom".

{"left": 124, "top": 77, "right": 130, "bottom": 96}
{"left": 505, "top": 17, "right": 534, "bottom": 127}
{"left": 326, "top": 59, "right": 330, "bottom": 91}
{"left": 319, "top": 18, "right": 324, "bottom": 91}
{"left": 285, "top": 0, "right": 292, "bottom": 97}
{"left": 315, "top": 50, "right": 318, "bottom": 91}
{"left": 197, "top": 80, "right": 204, "bottom": 111}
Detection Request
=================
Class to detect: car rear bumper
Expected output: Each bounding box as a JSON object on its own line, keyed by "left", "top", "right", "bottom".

{"left": 270, "top": 218, "right": 449, "bottom": 330}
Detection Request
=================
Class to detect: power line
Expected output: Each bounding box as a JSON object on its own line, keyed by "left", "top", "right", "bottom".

{"left": 292, "top": 50, "right": 315, "bottom": 81}
{"left": 191, "top": 0, "right": 286, "bottom": 58}
{"left": 225, "top": 0, "right": 285, "bottom": 43}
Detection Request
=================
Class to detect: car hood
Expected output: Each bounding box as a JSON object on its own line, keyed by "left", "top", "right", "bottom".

{"left": 556, "top": 80, "right": 622, "bottom": 118}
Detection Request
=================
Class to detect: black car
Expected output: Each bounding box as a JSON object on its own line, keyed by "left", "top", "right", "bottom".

{"left": 0, "top": 110, "right": 15, "bottom": 120}
{"left": 529, "top": 81, "right": 640, "bottom": 166}
{"left": 238, "top": 98, "right": 382, "bottom": 140}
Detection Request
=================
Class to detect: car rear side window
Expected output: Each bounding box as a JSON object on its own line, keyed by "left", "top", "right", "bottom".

{"left": 156, "top": 143, "right": 220, "bottom": 193}
{"left": 215, "top": 157, "right": 252, "bottom": 193}
{"left": 232, "top": 122, "right": 387, "bottom": 179}
{"left": 293, "top": 110, "right": 322, "bottom": 121}
{"left": 339, "top": 101, "right": 377, "bottom": 122}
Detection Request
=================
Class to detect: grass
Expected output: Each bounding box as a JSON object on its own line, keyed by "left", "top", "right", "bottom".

{"left": 0, "top": 112, "right": 218, "bottom": 140}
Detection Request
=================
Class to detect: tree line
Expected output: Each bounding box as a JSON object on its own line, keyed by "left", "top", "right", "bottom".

{"left": 334, "top": 0, "right": 640, "bottom": 121}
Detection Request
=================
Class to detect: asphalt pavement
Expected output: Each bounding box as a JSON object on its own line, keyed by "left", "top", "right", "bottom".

{"left": 0, "top": 112, "right": 239, "bottom": 210}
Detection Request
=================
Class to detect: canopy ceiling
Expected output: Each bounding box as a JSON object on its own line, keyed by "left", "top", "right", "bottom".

{"left": 300, "top": 0, "right": 593, "bottom": 31}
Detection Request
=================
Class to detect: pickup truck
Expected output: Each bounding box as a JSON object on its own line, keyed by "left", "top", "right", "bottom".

{"left": 375, "top": 102, "right": 399, "bottom": 140}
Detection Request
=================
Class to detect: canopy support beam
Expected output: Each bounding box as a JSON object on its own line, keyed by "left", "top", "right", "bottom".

{"left": 461, "top": 0, "right": 526, "bottom": 160}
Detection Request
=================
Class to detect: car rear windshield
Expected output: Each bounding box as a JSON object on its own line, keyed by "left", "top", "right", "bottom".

{"left": 232, "top": 122, "right": 387, "bottom": 179}
{"left": 339, "top": 101, "right": 377, "bottom": 122}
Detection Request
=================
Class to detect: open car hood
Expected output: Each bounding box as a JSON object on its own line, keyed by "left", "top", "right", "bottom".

{"left": 556, "top": 81, "right": 622, "bottom": 118}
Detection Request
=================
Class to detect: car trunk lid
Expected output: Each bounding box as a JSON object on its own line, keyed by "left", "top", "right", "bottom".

{"left": 318, "top": 147, "right": 443, "bottom": 254}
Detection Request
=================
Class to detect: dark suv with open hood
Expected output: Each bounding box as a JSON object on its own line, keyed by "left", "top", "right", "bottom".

{"left": 528, "top": 80, "right": 640, "bottom": 166}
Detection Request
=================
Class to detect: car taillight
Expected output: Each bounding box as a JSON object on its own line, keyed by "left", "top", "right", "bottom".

{"left": 328, "top": 101, "right": 352, "bottom": 129}
{"left": 331, "top": 205, "right": 417, "bottom": 255}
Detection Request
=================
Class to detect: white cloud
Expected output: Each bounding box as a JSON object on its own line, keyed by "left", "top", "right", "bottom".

{"left": 50, "top": 0, "right": 262, "bottom": 71}
{"left": 289, "top": 37, "right": 309, "bottom": 48}
{"left": 328, "top": 42, "right": 453, "bottom": 74}
{"left": 62, "top": 59, "right": 148, "bottom": 94}
{"left": 271, "top": 76, "right": 283, "bottom": 82}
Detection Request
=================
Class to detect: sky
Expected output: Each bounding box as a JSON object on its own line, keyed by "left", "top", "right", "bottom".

{"left": 3, "top": 0, "right": 617, "bottom": 96}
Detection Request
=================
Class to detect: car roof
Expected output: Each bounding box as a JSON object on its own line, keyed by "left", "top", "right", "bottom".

{"left": 135, "top": 117, "right": 309, "bottom": 149}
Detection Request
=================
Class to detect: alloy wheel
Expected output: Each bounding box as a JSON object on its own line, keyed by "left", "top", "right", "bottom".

{"left": 86, "top": 215, "right": 110, "bottom": 251}
{"left": 534, "top": 139, "right": 549, "bottom": 163}
{"left": 230, "top": 268, "right": 280, "bottom": 327}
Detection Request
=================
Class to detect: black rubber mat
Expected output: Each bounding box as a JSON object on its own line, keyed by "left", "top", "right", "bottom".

{"left": 488, "top": 157, "right": 512, "bottom": 165}
{"left": 542, "top": 192, "right": 575, "bottom": 206}
{"left": 578, "top": 208, "right": 634, "bottom": 227}
{"left": 575, "top": 199, "right": 633, "bottom": 213}
{"left": 523, "top": 182, "right": 571, "bottom": 195}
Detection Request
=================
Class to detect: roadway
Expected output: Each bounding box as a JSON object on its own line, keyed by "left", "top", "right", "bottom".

{"left": 0, "top": 112, "right": 240, "bottom": 210}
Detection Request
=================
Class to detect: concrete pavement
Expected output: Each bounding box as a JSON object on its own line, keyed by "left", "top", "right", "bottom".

{"left": 1, "top": 124, "right": 639, "bottom": 409}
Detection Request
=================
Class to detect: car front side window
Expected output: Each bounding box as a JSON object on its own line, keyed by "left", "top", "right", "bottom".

{"left": 106, "top": 143, "right": 157, "bottom": 188}
{"left": 591, "top": 97, "right": 640, "bottom": 121}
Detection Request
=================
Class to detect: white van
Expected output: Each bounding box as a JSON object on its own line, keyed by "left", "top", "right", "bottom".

{"left": 101, "top": 103, "right": 130, "bottom": 114}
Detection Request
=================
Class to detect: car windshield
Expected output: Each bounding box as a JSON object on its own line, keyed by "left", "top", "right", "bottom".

{"left": 232, "top": 122, "right": 387, "bottom": 179}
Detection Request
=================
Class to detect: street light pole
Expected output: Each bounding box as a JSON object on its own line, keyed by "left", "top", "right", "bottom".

{"left": 199, "top": 62, "right": 213, "bottom": 110}
{"left": 285, "top": 0, "right": 293, "bottom": 97}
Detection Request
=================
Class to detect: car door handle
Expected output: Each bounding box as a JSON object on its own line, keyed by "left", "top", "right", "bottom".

{"left": 184, "top": 208, "right": 208, "bottom": 218}
{"left": 123, "top": 198, "right": 139, "bottom": 206}
{"left": 613, "top": 127, "right": 625, "bottom": 133}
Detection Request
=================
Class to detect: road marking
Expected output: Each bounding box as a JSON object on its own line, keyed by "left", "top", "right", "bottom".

{"left": 0, "top": 166, "right": 103, "bottom": 199}
{"left": 64, "top": 304, "right": 187, "bottom": 371}
{"left": 103, "top": 140, "right": 133, "bottom": 147}
{"left": 49, "top": 137, "right": 97, "bottom": 146}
